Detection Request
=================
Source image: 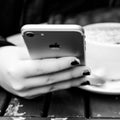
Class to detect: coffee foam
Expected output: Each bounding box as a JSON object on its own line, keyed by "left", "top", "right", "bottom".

{"left": 84, "top": 23, "right": 120, "bottom": 45}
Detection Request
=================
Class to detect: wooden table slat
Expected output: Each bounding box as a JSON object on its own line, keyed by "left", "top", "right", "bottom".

{"left": 0, "top": 88, "right": 11, "bottom": 116}
{"left": 0, "top": 117, "right": 87, "bottom": 120}
{"left": 4, "top": 95, "right": 46, "bottom": 117}
{"left": 0, "top": 117, "right": 49, "bottom": 120}
{"left": 1, "top": 118, "right": 120, "bottom": 120}
{"left": 48, "top": 88, "right": 85, "bottom": 117}
{"left": 89, "top": 93, "right": 120, "bottom": 118}
{"left": 86, "top": 118, "right": 120, "bottom": 120}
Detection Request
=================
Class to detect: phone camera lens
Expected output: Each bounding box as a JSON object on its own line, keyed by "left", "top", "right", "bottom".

{"left": 26, "top": 32, "right": 34, "bottom": 37}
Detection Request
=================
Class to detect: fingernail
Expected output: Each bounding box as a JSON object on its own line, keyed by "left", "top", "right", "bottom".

{"left": 80, "top": 81, "right": 90, "bottom": 86}
{"left": 71, "top": 60, "right": 80, "bottom": 66}
{"left": 83, "top": 70, "right": 90, "bottom": 76}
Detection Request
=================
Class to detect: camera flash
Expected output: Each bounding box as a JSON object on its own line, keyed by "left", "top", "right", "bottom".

{"left": 41, "top": 33, "right": 44, "bottom": 36}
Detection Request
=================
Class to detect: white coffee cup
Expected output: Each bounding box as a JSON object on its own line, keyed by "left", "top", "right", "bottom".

{"left": 84, "top": 23, "right": 120, "bottom": 80}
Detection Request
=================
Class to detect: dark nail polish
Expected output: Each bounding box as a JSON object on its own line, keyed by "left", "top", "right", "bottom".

{"left": 83, "top": 70, "right": 90, "bottom": 76}
{"left": 80, "top": 81, "right": 90, "bottom": 86}
{"left": 71, "top": 60, "right": 80, "bottom": 66}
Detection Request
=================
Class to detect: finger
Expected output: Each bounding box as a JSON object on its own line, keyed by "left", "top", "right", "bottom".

{"left": 18, "top": 77, "right": 86, "bottom": 99}
{"left": 48, "top": 76, "right": 86, "bottom": 92}
{"left": 23, "top": 66, "right": 90, "bottom": 89}
{"left": 16, "top": 57, "right": 80, "bottom": 77}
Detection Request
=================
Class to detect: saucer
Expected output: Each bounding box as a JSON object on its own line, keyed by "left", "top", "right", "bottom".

{"left": 79, "top": 23, "right": 120, "bottom": 94}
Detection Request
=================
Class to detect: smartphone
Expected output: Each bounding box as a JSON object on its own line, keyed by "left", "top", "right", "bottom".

{"left": 21, "top": 24, "right": 85, "bottom": 65}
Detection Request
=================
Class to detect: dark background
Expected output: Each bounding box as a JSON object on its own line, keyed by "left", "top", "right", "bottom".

{"left": 0, "top": 0, "right": 120, "bottom": 37}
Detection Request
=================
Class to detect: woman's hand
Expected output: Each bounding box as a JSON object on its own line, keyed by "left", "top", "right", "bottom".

{"left": 0, "top": 46, "right": 90, "bottom": 99}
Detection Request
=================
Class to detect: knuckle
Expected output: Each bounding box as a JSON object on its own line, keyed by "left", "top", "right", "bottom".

{"left": 49, "top": 85, "right": 55, "bottom": 92}
{"left": 46, "top": 75, "right": 53, "bottom": 84}
{"left": 7, "top": 67, "right": 18, "bottom": 77}
{"left": 70, "top": 68, "right": 79, "bottom": 79}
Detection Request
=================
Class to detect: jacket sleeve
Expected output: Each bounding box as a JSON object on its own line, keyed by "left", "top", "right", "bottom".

{"left": 0, "top": 36, "right": 15, "bottom": 47}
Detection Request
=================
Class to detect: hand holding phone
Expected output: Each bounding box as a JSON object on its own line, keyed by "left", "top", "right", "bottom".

{"left": 21, "top": 24, "right": 85, "bottom": 65}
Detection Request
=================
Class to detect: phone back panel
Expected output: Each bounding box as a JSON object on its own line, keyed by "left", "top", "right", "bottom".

{"left": 22, "top": 31, "right": 85, "bottom": 65}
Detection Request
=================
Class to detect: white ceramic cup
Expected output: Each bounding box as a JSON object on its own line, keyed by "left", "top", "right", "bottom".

{"left": 84, "top": 23, "right": 120, "bottom": 80}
